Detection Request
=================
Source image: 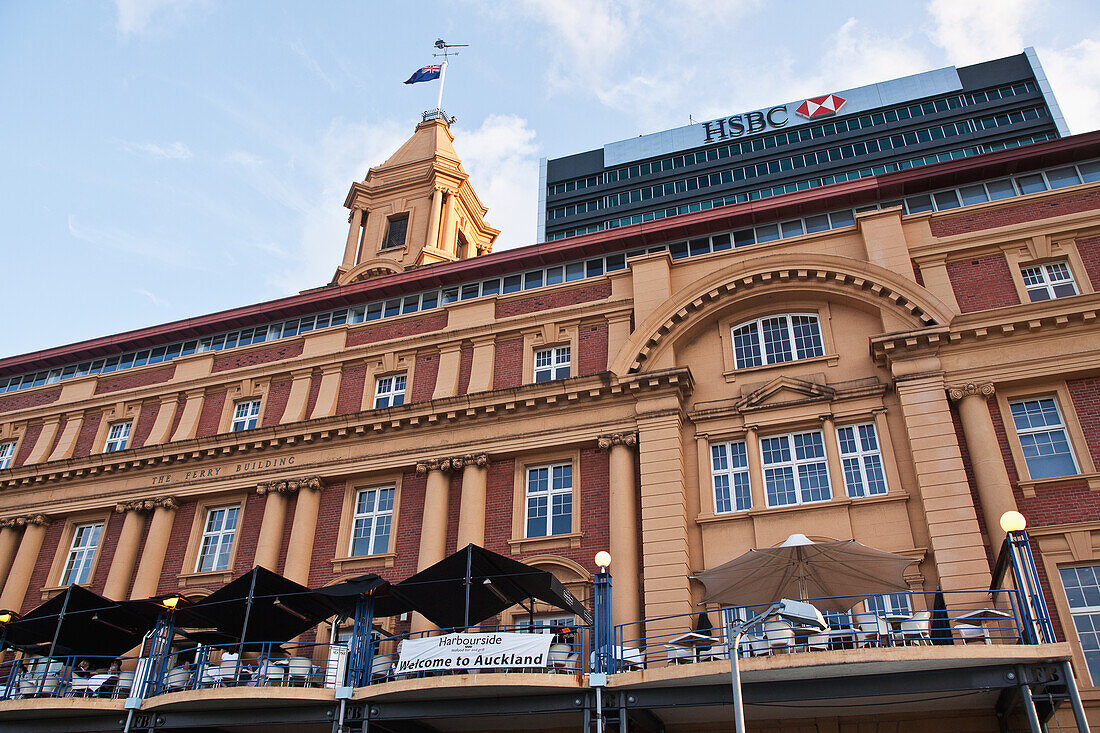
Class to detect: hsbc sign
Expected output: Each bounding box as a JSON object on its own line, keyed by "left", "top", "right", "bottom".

{"left": 701, "top": 93, "right": 848, "bottom": 144}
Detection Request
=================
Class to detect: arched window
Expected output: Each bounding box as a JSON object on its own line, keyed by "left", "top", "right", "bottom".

{"left": 730, "top": 313, "right": 823, "bottom": 369}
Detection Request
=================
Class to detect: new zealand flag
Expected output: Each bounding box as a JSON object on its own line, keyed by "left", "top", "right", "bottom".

{"left": 404, "top": 65, "right": 442, "bottom": 85}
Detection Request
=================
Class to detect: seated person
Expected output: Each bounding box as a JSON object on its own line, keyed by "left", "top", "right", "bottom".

{"left": 95, "top": 660, "right": 121, "bottom": 697}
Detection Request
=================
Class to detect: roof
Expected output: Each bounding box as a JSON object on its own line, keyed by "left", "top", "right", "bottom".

{"left": 4, "top": 129, "right": 1100, "bottom": 378}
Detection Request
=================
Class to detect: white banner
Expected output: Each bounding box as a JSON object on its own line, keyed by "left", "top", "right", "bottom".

{"left": 394, "top": 632, "right": 553, "bottom": 674}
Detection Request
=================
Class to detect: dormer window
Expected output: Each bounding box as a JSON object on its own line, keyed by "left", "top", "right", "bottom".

{"left": 383, "top": 214, "right": 409, "bottom": 250}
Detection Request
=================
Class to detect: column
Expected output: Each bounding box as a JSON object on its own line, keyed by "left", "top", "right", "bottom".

{"left": 439, "top": 191, "right": 457, "bottom": 254}
{"left": 342, "top": 206, "right": 364, "bottom": 269}
{"left": 599, "top": 433, "right": 642, "bottom": 631}
{"left": 284, "top": 478, "right": 324, "bottom": 585}
{"left": 425, "top": 187, "right": 444, "bottom": 251}
{"left": 0, "top": 515, "right": 51, "bottom": 611}
{"left": 894, "top": 372, "right": 991, "bottom": 602}
{"left": 102, "top": 502, "right": 150, "bottom": 600}
{"left": 744, "top": 426, "right": 766, "bottom": 511}
{"left": 820, "top": 414, "right": 846, "bottom": 498}
{"left": 635, "top": 398, "right": 693, "bottom": 639}
{"left": 0, "top": 520, "right": 22, "bottom": 591}
{"left": 130, "top": 498, "right": 179, "bottom": 600}
{"left": 254, "top": 482, "right": 292, "bottom": 572}
{"left": 455, "top": 454, "right": 490, "bottom": 549}
{"left": 949, "top": 382, "right": 1020, "bottom": 554}
{"left": 412, "top": 459, "right": 453, "bottom": 632}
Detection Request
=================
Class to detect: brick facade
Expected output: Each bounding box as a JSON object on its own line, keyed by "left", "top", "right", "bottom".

{"left": 410, "top": 353, "right": 438, "bottom": 402}
{"left": 130, "top": 401, "right": 160, "bottom": 449}
{"left": 261, "top": 379, "right": 292, "bottom": 427}
{"left": 1067, "top": 376, "right": 1100, "bottom": 469}
{"left": 212, "top": 342, "right": 305, "bottom": 373}
{"left": 0, "top": 387, "right": 61, "bottom": 415}
{"left": 197, "top": 389, "right": 227, "bottom": 437}
{"left": 579, "top": 322, "right": 609, "bottom": 376}
{"left": 1077, "top": 236, "right": 1100, "bottom": 291}
{"left": 13, "top": 422, "right": 43, "bottom": 467}
{"left": 495, "top": 281, "right": 613, "bottom": 319}
{"left": 945, "top": 253, "right": 1020, "bottom": 312}
{"left": 456, "top": 345, "right": 474, "bottom": 396}
{"left": 94, "top": 365, "right": 175, "bottom": 395}
{"left": 72, "top": 411, "right": 102, "bottom": 458}
{"left": 335, "top": 364, "right": 367, "bottom": 416}
{"left": 929, "top": 188, "right": 1100, "bottom": 237}
{"left": 492, "top": 338, "right": 523, "bottom": 390}
{"left": 345, "top": 312, "right": 448, "bottom": 348}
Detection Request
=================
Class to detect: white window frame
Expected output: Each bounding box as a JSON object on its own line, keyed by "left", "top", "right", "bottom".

{"left": 195, "top": 506, "right": 239, "bottom": 573}
{"left": 1020, "top": 261, "right": 1078, "bottom": 302}
{"left": 836, "top": 422, "right": 888, "bottom": 498}
{"left": 759, "top": 430, "right": 831, "bottom": 508}
{"left": 865, "top": 592, "right": 912, "bottom": 616}
{"left": 730, "top": 313, "right": 824, "bottom": 369}
{"left": 349, "top": 486, "right": 395, "bottom": 557}
{"left": 1009, "top": 397, "right": 1080, "bottom": 480}
{"left": 103, "top": 421, "right": 132, "bottom": 453}
{"left": 62, "top": 522, "right": 103, "bottom": 586}
{"left": 534, "top": 345, "right": 571, "bottom": 383}
{"left": 373, "top": 375, "right": 407, "bottom": 409}
{"left": 710, "top": 440, "right": 751, "bottom": 513}
{"left": 524, "top": 462, "right": 573, "bottom": 538}
{"left": 231, "top": 399, "right": 261, "bottom": 432}
{"left": 514, "top": 612, "right": 576, "bottom": 633}
{"left": 1059, "top": 565, "right": 1100, "bottom": 685}
{"left": 0, "top": 441, "right": 14, "bottom": 470}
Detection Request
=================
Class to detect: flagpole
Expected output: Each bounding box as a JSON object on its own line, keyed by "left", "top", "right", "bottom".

{"left": 436, "top": 60, "right": 448, "bottom": 113}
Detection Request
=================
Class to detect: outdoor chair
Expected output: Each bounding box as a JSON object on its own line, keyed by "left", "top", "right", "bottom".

{"left": 805, "top": 628, "right": 831, "bottom": 652}
{"left": 370, "top": 654, "right": 393, "bottom": 679}
{"left": 852, "top": 613, "right": 889, "bottom": 648}
{"left": 163, "top": 666, "right": 192, "bottom": 691}
{"left": 899, "top": 611, "right": 932, "bottom": 645}
{"left": 955, "top": 622, "right": 988, "bottom": 644}
{"left": 23, "top": 674, "right": 61, "bottom": 697}
{"left": 665, "top": 647, "right": 693, "bottom": 665}
{"left": 763, "top": 620, "right": 795, "bottom": 654}
{"left": 548, "top": 643, "right": 576, "bottom": 671}
{"left": 69, "top": 675, "right": 93, "bottom": 697}
{"left": 284, "top": 657, "right": 314, "bottom": 686}
{"left": 739, "top": 634, "right": 769, "bottom": 657}
{"left": 258, "top": 661, "right": 286, "bottom": 686}
{"left": 114, "top": 671, "right": 134, "bottom": 697}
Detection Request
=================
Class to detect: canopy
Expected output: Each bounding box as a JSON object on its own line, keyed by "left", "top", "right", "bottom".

{"left": 312, "top": 573, "right": 413, "bottom": 618}
{"left": 393, "top": 544, "right": 593, "bottom": 629}
{"left": 175, "top": 566, "right": 344, "bottom": 648}
{"left": 696, "top": 533, "right": 915, "bottom": 613}
{"left": 4, "top": 584, "right": 163, "bottom": 658}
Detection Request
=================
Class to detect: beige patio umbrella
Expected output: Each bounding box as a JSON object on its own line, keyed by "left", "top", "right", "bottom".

{"left": 696, "top": 534, "right": 915, "bottom": 613}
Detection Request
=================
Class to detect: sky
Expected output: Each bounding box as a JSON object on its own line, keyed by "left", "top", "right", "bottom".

{"left": 2, "top": 0, "right": 1099, "bottom": 359}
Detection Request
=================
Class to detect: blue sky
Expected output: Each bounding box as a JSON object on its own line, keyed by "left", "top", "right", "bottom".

{"left": 3, "top": 0, "right": 1099, "bottom": 359}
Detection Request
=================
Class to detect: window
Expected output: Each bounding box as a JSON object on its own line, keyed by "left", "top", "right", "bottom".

{"left": 104, "top": 421, "right": 132, "bottom": 453}
{"left": 515, "top": 613, "right": 576, "bottom": 633}
{"left": 866, "top": 593, "right": 912, "bottom": 616}
{"left": 196, "top": 506, "right": 239, "bottom": 573}
{"left": 350, "top": 487, "right": 394, "bottom": 556}
{"left": 62, "top": 523, "right": 102, "bottom": 585}
{"left": 1059, "top": 565, "right": 1100, "bottom": 684}
{"left": 711, "top": 441, "right": 751, "bottom": 513}
{"left": 231, "top": 399, "right": 261, "bottom": 432}
{"left": 760, "top": 431, "right": 831, "bottom": 507}
{"left": 1009, "top": 397, "right": 1079, "bottom": 479}
{"left": 525, "top": 463, "right": 573, "bottom": 538}
{"left": 0, "top": 441, "right": 14, "bottom": 469}
{"left": 837, "top": 423, "right": 888, "bottom": 497}
{"left": 731, "top": 314, "right": 824, "bottom": 369}
{"left": 534, "top": 346, "right": 571, "bottom": 383}
{"left": 373, "top": 375, "right": 406, "bottom": 409}
{"left": 383, "top": 215, "right": 409, "bottom": 249}
{"left": 1021, "top": 261, "right": 1078, "bottom": 302}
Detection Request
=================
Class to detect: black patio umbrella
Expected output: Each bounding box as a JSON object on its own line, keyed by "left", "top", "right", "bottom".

{"left": 311, "top": 573, "right": 413, "bottom": 619}
{"left": 5, "top": 584, "right": 163, "bottom": 659}
{"left": 174, "top": 566, "right": 343, "bottom": 649}
{"left": 392, "top": 544, "right": 593, "bottom": 630}
{"left": 930, "top": 588, "right": 953, "bottom": 646}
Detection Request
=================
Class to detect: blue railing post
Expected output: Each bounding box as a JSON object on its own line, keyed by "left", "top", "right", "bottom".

{"left": 593, "top": 566, "right": 613, "bottom": 674}
{"left": 143, "top": 611, "right": 176, "bottom": 698}
{"left": 1006, "top": 529, "right": 1056, "bottom": 644}
{"left": 347, "top": 595, "right": 375, "bottom": 687}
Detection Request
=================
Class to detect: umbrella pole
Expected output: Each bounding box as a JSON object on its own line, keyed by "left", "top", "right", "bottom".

{"left": 42, "top": 588, "right": 71, "bottom": 695}
{"left": 236, "top": 571, "right": 260, "bottom": 683}
{"left": 463, "top": 547, "right": 472, "bottom": 631}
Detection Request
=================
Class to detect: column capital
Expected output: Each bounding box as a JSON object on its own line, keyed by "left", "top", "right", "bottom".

{"left": 0, "top": 517, "right": 21, "bottom": 529}
{"left": 596, "top": 432, "right": 638, "bottom": 452}
{"left": 415, "top": 458, "right": 456, "bottom": 476}
{"left": 256, "top": 476, "right": 324, "bottom": 495}
{"left": 14, "top": 514, "right": 52, "bottom": 528}
{"left": 451, "top": 453, "right": 490, "bottom": 470}
{"left": 947, "top": 382, "right": 995, "bottom": 402}
{"left": 115, "top": 499, "right": 157, "bottom": 514}
{"left": 153, "top": 496, "right": 179, "bottom": 511}
{"left": 818, "top": 414, "right": 835, "bottom": 424}
{"left": 744, "top": 424, "right": 759, "bottom": 434}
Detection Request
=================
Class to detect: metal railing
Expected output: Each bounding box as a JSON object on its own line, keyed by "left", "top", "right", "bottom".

{"left": 611, "top": 589, "right": 1029, "bottom": 673}
{"left": 0, "top": 654, "right": 141, "bottom": 700}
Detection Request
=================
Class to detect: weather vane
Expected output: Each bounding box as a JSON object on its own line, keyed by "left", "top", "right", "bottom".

{"left": 432, "top": 39, "right": 468, "bottom": 120}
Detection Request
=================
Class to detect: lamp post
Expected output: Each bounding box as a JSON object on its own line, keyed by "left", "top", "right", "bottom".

{"left": 592, "top": 552, "right": 613, "bottom": 733}
{"left": 0, "top": 610, "right": 19, "bottom": 700}
{"left": 998, "top": 511, "right": 1055, "bottom": 645}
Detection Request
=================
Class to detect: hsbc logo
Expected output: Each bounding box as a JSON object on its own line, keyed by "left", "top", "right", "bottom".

{"left": 795, "top": 94, "right": 847, "bottom": 119}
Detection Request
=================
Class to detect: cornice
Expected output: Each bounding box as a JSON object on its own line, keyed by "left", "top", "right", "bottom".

{"left": 0, "top": 369, "right": 691, "bottom": 491}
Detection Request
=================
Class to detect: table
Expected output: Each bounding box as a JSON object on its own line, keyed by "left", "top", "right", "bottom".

{"left": 665, "top": 632, "right": 722, "bottom": 662}
{"left": 955, "top": 609, "right": 1015, "bottom": 644}
{"left": 884, "top": 613, "right": 913, "bottom": 646}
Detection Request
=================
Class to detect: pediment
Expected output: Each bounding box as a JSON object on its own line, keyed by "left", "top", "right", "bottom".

{"left": 736, "top": 376, "right": 836, "bottom": 412}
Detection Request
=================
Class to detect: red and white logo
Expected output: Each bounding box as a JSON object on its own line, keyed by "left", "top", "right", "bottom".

{"left": 795, "top": 94, "right": 847, "bottom": 119}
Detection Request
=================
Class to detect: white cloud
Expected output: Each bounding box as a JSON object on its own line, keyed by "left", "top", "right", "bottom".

{"left": 121, "top": 140, "right": 193, "bottom": 160}
{"left": 1041, "top": 39, "right": 1100, "bottom": 135}
{"left": 925, "top": 0, "right": 1035, "bottom": 65}
{"left": 114, "top": 0, "right": 200, "bottom": 36}
{"left": 67, "top": 214, "right": 197, "bottom": 269}
{"left": 454, "top": 114, "right": 540, "bottom": 250}
{"left": 291, "top": 40, "right": 337, "bottom": 91}
{"left": 135, "top": 288, "right": 169, "bottom": 308}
